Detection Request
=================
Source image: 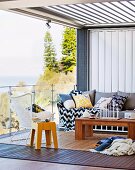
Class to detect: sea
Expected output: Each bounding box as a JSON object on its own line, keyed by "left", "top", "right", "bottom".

{"left": 0, "top": 76, "right": 39, "bottom": 91}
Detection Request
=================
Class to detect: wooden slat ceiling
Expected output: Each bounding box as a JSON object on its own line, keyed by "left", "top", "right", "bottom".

{"left": 1, "top": 0, "right": 135, "bottom": 28}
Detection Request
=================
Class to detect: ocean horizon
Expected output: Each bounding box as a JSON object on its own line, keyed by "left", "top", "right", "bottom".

{"left": 0, "top": 75, "right": 39, "bottom": 87}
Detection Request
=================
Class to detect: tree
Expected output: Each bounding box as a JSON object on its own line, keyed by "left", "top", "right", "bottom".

{"left": 60, "top": 27, "right": 76, "bottom": 74}
{"left": 60, "top": 55, "right": 76, "bottom": 74}
{"left": 44, "top": 31, "right": 59, "bottom": 72}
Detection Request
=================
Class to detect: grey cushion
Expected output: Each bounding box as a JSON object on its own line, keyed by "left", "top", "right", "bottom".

{"left": 118, "top": 91, "right": 135, "bottom": 110}
{"left": 83, "top": 89, "right": 96, "bottom": 106}
{"left": 95, "top": 91, "right": 117, "bottom": 104}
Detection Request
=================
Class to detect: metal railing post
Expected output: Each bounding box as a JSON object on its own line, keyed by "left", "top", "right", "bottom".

{"left": 8, "top": 86, "right": 12, "bottom": 135}
{"left": 51, "top": 84, "right": 54, "bottom": 114}
{"left": 32, "top": 85, "right": 35, "bottom": 105}
{"left": 74, "top": 84, "right": 77, "bottom": 90}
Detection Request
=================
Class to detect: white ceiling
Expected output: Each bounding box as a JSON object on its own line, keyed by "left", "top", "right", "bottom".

{"left": 1, "top": 0, "right": 135, "bottom": 28}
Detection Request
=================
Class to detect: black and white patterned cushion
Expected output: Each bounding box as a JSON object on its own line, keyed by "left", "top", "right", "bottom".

{"left": 108, "top": 95, "right": 128, "bottom": 111}
{"left": 70, "top": 90, "right": 82, "bottom": 96}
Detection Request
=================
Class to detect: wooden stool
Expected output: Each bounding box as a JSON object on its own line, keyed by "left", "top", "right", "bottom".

{"left": 30, "top": 121, "right": 58, "bottom": 149}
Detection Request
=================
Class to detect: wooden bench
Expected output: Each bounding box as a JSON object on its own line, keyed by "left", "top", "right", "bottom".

{"left": 75, "top": 118, "right": 135, "bottom": 140}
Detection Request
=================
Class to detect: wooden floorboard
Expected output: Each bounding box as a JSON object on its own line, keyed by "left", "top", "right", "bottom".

{"left": 56, "top": 131, "right": 126, "bottom": 151}
{"left": 0, "top": 131, "right": 126, "bottom": 170}
{"left": 0, "top": 158, "right": 117, "bottom": 170}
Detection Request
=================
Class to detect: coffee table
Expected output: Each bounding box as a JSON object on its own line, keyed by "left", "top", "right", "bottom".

{"left": 75, "top": 117, "right": 135, "bottom": 140}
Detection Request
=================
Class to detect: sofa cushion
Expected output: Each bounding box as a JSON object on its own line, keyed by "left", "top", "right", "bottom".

{"left": 63, "top": 100, "right": 75, "bottom": 110}
{"left": 32, "top": 104, "right": 45, "bottom": 113}
{"left": 95, "top": 91, "right": 117, "bottom": 104}
{"left": 72, "top": 94, "right": 93, "bottom": 109}
{"left": 83, "top": 89, "right": 96, "bottom": 106}
{"left": 94, "top": 97, "right": 112, "bottom": 110}
{"left": 70, "top": 90, "right": 82, "bottom": 96}
{"left": 118, "top": 91, "right": 135, "bottom": 110}
{"left": 108, "top": 95, "right": 128, "bottom": 111}
{"left": 59, "top": 94, "right": 72, "bottom": 103}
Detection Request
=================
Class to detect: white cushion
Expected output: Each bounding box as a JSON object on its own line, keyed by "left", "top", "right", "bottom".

{"left": 63, "top": 99, "right": 75, "bottom": 110}
{"left": 94, "top": 97, "right": 112, "bottom": 110}
{"left": 83, "top": 110, "right": 90, "bottom": 118}
{"left": 33, "top": 111, "right": 54, "bottom": 121}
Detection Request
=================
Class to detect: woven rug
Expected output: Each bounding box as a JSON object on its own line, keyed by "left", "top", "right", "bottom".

{"left": 0, "top": 143, "right": 135, "bottom": 169}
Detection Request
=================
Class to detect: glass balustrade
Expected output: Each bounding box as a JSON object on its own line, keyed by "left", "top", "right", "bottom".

{"left": 0, "top": 84, "right": 76, "bottom": 136}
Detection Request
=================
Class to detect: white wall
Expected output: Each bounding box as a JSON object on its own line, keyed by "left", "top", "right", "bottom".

{"left": 89, "top": 29, "right": 135, "bottom": 92}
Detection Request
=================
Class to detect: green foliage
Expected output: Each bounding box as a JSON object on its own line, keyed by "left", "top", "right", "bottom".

{"left": 60, "top": 27, "right": 76, "bottom": 74}
{"left": 43, "top": 28, "right": 76, "bottom": 75}
{"left": 60, "top": 55, "right": 76, "bottom": 74}
{"left": 36, "top": 68, "right": 76, "bottom": 108}
{"left": 61, "top": 27, "right": 76, "bottom": 56}
{"left": 44, "top": 31, "right": 59, "bottom": 72}
{"left": 35, "top": 27, "right": 77, "bottom": 108}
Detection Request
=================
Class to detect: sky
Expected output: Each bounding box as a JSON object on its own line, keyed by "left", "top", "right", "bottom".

{"left": 0, "top": 10, "right": 64, "bottom": 77}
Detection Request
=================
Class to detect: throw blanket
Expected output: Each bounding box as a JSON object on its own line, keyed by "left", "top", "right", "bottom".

{"left": 57, "top": 102, "right": 100, "bottom": 131}
{"left": 90, "top": 139, "right": 135, "bottom": 156}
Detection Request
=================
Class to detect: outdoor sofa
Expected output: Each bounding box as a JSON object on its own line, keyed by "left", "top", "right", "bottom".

{"left": 57, "top": 90, "right": 135, "bottom": 131}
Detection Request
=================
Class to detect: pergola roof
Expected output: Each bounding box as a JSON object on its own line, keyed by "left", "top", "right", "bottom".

{"left": 1, "top": 0, "right": 135, "bottom": 28}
